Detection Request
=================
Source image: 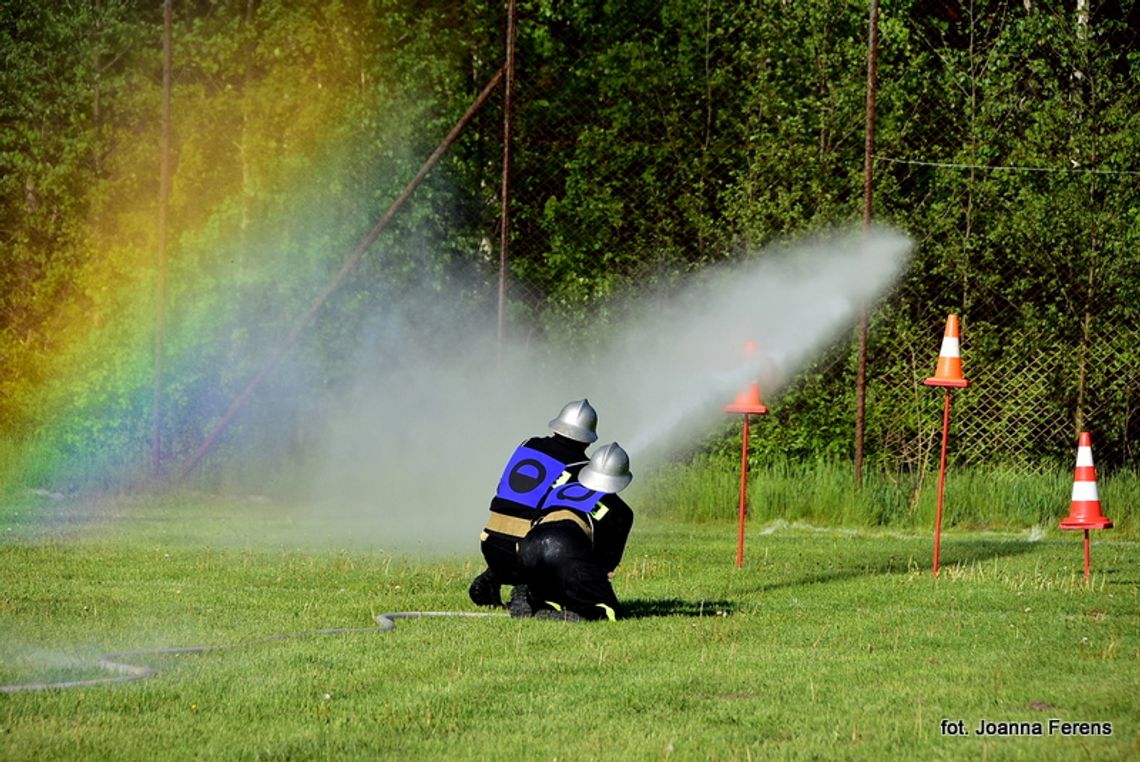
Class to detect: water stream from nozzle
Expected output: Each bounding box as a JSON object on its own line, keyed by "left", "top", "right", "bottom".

{"left": 565, "top": 225, "right": 913, "bottom": 460}
{"left": 306, "top": 225, "right": 911, "bottom": 551}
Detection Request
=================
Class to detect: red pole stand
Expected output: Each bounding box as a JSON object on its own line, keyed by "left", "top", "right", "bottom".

{"left": 932, "top": 390, "right": 952, "bottom": 576}
{"left": 737, "top": 415, "right": 749, "bottom": 568}
{"left": 1083, "top": 529, "right": 1091, "bottom": 582}
{"left": 725, "top": 379, "right": 766, "bottom": 569}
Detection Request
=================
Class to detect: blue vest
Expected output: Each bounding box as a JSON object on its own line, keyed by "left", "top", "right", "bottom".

{"left": 494, "top": 445, "right": 572, "bottom": 508}
{"left": 539, "top": 481, "right": 606, "bottom": 515}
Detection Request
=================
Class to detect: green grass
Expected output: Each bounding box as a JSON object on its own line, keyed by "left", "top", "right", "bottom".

{"left": 1, "top": 494, "right": 1136, "bottom": 760}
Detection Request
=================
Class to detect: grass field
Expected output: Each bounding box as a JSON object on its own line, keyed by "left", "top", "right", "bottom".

{"left": 1, "top": 493, "right": 1137, "bottom": 761}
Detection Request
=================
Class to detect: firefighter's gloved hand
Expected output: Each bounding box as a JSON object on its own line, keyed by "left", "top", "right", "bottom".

{"left": 468, "top": 569, "right": 502, "bottom": 608}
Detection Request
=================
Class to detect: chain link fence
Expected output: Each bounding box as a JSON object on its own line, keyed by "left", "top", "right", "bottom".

{"left": 490, "top": 0, "right": 1138, "bottom": 474}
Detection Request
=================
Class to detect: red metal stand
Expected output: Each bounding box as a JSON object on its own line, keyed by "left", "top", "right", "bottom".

{"left": 725, "top": 381, "right": 766, "bottom": 568}
{"left": 736, "top": 415, "right": 750, "bottom": 568}
{"left": 1083, "top": 530, "right": 1091, "bottom": 582}
{"left": 932, "top": 389, "right": 952, "bottom": 576}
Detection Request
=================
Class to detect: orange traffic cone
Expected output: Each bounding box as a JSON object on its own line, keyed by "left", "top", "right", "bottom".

{"left": 724, "top": 383, "right": 768, "bottom": 415}
{"left": 924, "top": 314, "right": 970, "bottom": 388}
{"left": 1060, "top": 432, "right": 1113, "bottom": 530}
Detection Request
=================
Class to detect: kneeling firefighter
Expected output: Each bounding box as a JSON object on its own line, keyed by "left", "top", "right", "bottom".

{"left": 468, "top": 399, "right": 599, "bottom": 612}
{"left": 517, "top": 441, "right": 635, "bottom": 622}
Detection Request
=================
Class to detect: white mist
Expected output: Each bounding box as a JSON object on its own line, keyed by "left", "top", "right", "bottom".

{"left": 303, "top": 225, "right": 912, "bottom": 552}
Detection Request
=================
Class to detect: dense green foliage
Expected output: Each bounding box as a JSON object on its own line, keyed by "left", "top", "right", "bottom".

{"left": 504, "top": 0, "right": 1140, "bottom": 470}
{"left": 1, "top": 500, "right": 1136, "bottom": 759}
{"left": 1, "top": 1, "right": 1137, "bottom": 490}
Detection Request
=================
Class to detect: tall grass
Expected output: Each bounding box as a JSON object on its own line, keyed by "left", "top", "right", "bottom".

{"left": 636, "top": 455, "right": 1136, "bottom": 537}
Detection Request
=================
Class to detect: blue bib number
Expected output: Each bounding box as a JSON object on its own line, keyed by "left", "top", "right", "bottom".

{"left": 495, "top": 446, "right": 568, "bottom": 508}
{"left": 540, "top": 482, "right": 605, "bottom": 514}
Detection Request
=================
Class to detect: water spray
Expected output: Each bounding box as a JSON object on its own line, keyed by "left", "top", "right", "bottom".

{"left": 579, "top": 227, "right": 914, "bottom": 464}
{"left": 305, "top": 225, "right": 913, "bottom": 553}
{"left": 0, "top": 612, "right": 505, "bottom": 694}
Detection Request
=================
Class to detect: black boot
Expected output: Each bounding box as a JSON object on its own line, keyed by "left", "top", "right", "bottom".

{"left": 534, "top": 608, "right": 585, "bottom": 623}
{"left": 468, "top": 569, "right": 502, "bottom": 607}
{"left": 507, "top": 584, "right": 533, "bottom": 618}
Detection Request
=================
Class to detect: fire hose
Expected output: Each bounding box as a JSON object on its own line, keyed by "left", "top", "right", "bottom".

{"left": 0, "top": 611, "right": 506, "bottom": 694}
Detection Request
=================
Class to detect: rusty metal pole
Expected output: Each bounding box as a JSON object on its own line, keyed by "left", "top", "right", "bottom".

{"left": 497, "top": 0, "right": 517, "bottom": 367}
{"left": 152, "top": 0, "right": 172, "bottom": 477}
{"left": 174, "top": 67, "right": 505, "bottom": 483}
{"left": 854, "top": 0, "right": 880, "bottom": 491}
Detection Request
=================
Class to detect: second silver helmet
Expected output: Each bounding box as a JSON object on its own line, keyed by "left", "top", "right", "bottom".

{"left": 579, "top": 441, "right": 632, "bottom": 494}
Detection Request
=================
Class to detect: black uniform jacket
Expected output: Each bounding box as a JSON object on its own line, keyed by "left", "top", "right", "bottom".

{"left": 589, "top": 491, "right": 634, "bottom": 573}
{"left": 482, "top": 433, "right": 589, "bottom": 546}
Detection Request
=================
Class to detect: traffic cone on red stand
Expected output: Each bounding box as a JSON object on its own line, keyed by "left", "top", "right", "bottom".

{"left": 724, "top": 341, "right": 768, "bottom": 569}
{"left": 725, "top": 340, "right": 768, "bottom": 415}
{"left": 925, "top": 313, "right": 970, "bottom": 575}
{"left": 1060, "top": 432, "right": 1113, "bottom": 530}
{"left": 924, "top": 314, "right": 970, "bottom": 388}
{"left": 724, "top": 383, "right": 768, "bottom": 415}
{"left": 1060, "top": 432, "right": 1113, "bottom": 583}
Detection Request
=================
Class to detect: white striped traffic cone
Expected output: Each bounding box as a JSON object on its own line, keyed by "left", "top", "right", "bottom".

{"left": 1060, "top": 432, "right": 1113, "bottom": 530}
{"left": 924, "top": 314, "right": 970, "bottom": 388}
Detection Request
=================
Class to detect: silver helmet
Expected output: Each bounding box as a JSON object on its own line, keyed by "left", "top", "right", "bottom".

{"left": 579, "top": 442, "right": 632, "bottom": 494}
{"left": 548, "top": 399, "right": 598, "bottom": 443}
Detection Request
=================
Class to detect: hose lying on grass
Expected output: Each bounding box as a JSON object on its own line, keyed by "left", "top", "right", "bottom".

{"left": 0, "top": 611, "right": 506, "bottom": 694}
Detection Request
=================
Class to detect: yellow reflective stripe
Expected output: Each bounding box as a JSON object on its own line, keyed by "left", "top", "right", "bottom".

{"left": 537, "top": 510, "right": 593, "bottom": 541}
{"left": 546, "top": 601, "right": 563, "bottom": 612}
{"left": 551, "top": 470, "right": 572, "bottom": 487}
{"left": 591, "top": 503, "right": 610, "bottom": 520}
{"left": 484, "top": 512, "right": 532, "bottom": 538}
{"left": 596, "top": 604, "right": 616, "bottom": 622}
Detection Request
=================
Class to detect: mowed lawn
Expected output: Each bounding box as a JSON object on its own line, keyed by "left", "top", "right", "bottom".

{"left": 1, "top": 496, "right": 1136, "bottom": 761}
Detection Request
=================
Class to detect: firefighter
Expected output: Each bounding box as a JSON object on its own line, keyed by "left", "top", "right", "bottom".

{"left": 516, "top": 441, "right": 634, "bottom": 622}
{"left": 468, "top": 399, "right": 598, "bottom": 613}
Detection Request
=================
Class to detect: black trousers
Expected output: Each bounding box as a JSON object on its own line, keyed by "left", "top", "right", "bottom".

{"left": 516, "top": 520, "right": 621, "bottom": 620}
{"left": 481, "top": 534, "right": 525, "bottom": 585}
